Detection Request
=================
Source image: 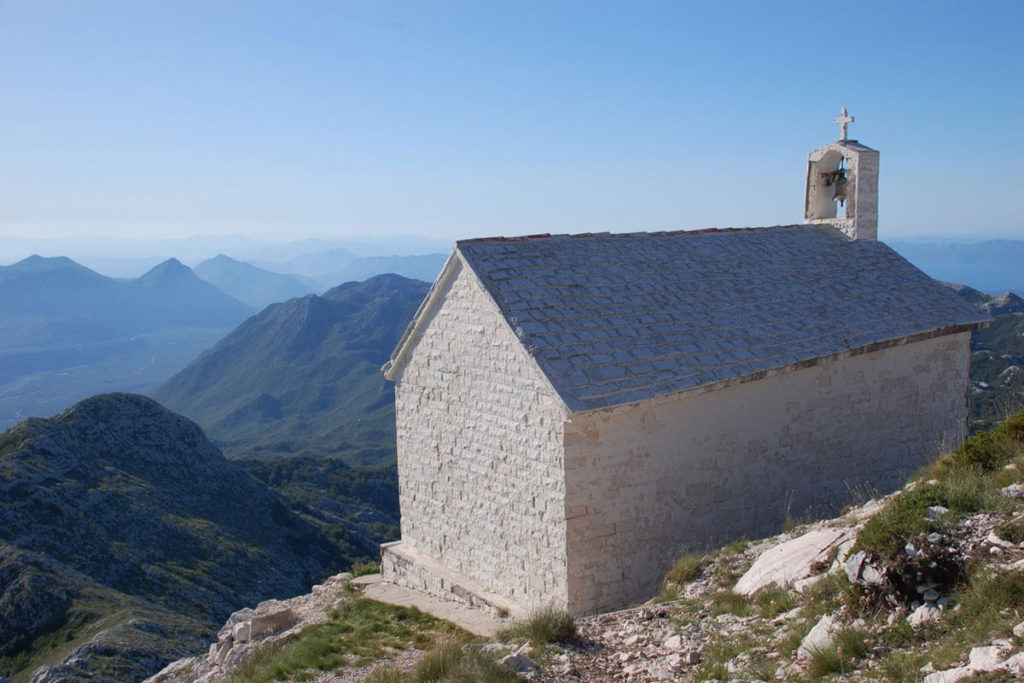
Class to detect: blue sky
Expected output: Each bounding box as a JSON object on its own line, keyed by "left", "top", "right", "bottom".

{"left": 1, "top": 0, "right": 1021, "bottom": 243}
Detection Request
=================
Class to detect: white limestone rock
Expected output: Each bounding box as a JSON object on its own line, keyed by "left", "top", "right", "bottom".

{"left": 1012, "top": 620, "right": 1024, "bottom": 639}
{"left": 500, "top": 652, "right": 537, "bottom": 674}
{"left": 968, "top": 643, "right": 1010, "bottom": 670}
{"left": 908, "top": 603, "right": 942, "bottom": 628}
{"left": 663, "top": 634, "right": 684, "bottom": 650}
{"left": 796, "top": 612, "right": 840, "bottom": 660}
{"left": 923, "top": 667, "right": 971, "bottom": 683}
{"left": 735, "top": 528, "right": 850, "bottom": 595}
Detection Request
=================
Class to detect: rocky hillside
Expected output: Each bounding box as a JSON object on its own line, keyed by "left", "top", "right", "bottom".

{"left": 149, "top": 412, "right": 1024, "bottom": 682}
{"left": 152, "top": 274, "right": 429, "bottom": 464}
{"left": 951, "top": 285, "right": 1024, "bottom": 431}
{"left": 0, "top": 394, "right": 350, "bottom": 682}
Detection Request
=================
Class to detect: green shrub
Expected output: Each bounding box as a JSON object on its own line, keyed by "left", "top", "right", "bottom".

{"left": 996, "top": 411, "right": 1024, "bottom": 443}
{"left": 411, "top": 637, "right": 465, "bottom": 680}
{"left": 834, "top": 627, "right": 870, "bottom": 659}
{"left": 351, "top": 561, "right": 380, "bottom": 577}
{"left": 856, "top": 466, "right": 1005, "bottom": 559}
{"left": 665, "top": 553, "right": 708, "bottom": 583}
{"left": 657, "top": 583, "right": 679, "bottom": 603}
{"left": 806, "top": 644, "right": 844, "bottom": 678}
{"left": 498, "top": 606, "right": 576, "bottom": 645}
{"left": 950, "top": 431, "right": 1015, "bottom": 472}
{"left": 804, "top": 628, "right": 869, "bottom": 678}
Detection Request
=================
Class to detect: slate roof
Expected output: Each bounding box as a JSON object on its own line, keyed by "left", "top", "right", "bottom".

{"left": 447, "top": 225, "right": 989, "bottom": 412}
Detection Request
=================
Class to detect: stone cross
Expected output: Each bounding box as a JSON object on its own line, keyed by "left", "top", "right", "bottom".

{"left": 834, "top": 107, "right": 854, "bottom": 141}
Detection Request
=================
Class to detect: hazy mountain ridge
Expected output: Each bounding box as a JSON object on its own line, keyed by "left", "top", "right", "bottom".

{"left": 0, "top": 255, "right": 253, "bottom": 343}
{"left": 152, "top": 274, "right": 430, "bottom": 464}
{"left": 250, "top": 251, "right": 448, "bottom": 293}
{"left": 0, "top": 393, "right": 352, "bottom": 681}
{"left": 193, "top": 254, "right": 314, "bottom": 309}
{"left": 0, "top": 256, "right": 254, "bottom": 428}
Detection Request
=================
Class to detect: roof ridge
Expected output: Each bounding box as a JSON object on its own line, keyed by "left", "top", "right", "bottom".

{"left": 456, "top": 225, "right": 815, "bottom": 246}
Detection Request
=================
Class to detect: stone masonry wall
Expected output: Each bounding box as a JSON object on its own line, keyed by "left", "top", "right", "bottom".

{"left": 390, "top": 258, "right": 570, "bottom": 611}
{"left": 563, "top": 333, "right": 972, "bottom": 615}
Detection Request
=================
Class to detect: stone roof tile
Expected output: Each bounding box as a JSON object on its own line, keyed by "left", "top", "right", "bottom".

{"left": 454, "top": 226, "right": 990, "bottom": 412}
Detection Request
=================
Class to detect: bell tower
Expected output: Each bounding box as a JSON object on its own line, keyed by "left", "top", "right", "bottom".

{"left": 805, "top": 108, "right": 880, "bottom": 241}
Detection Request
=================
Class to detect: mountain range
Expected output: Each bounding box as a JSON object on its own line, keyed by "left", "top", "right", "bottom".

{"left": 0, "top": 256, "right": 254, "bottom": 428}
{"left": 250, "top": 251, "right": 447, "bottom": 293}
{"left": 152, "top": 274, "right": 429, "bottom": 464}
{"left": 0, "top": 393, "right": 350, "bottom": 681}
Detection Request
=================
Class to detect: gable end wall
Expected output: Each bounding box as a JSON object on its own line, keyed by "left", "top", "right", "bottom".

{"left": 563, "top": 332, "right": 972, "bottom": 615}
{"left": 391, "top": 258, "right": 570, "bottom": 611}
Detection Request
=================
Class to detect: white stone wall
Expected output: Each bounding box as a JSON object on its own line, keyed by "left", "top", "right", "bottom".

{"left": 563, "top": 333, "right": 972, "bottom": 615}
{"left": 390, "top": 257, "right": 570, "bottom": 611}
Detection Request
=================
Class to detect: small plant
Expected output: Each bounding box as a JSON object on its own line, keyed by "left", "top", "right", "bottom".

{"left": 804, "top": 630, "right": 870, "bottom": 677}
{"left": 997, "top": 411, "right": 1024, "bottom": 443}
{"left": 709, "top": 590, "right": 751, "bottom": 617}
{"left": 834, "top": 626, "right": 870, "bottom": 660}
{"left": 411, "top": 637, "right": 465, "bottom": 680}
{"left": 753, "top": 585, "right": 795, "bottom": 618}
{"left": 657, "top": 582, "right": 679, "bottom": 604}
{"left": 351, "top": 560, "right": 380, "bottom": 577}
{"left": 365, "top": 638, "right": 518, "bottom": 683}
{"left": 724, "top": 538, "right": 750, "bottom": 556}
{"left": 665, "top": 552, "right": 708, "bottom": 583}
{"left": 805, "top": 644, "right": 843, "bottom": 677}
{"left": 950, "top": 431, "right": 1015, "bottom": 472}
{"left": 997, "top": 516, "right": 1024, "bottom": 544}
{"left": 498, "top": 606, "right": 576, "bottom": 645}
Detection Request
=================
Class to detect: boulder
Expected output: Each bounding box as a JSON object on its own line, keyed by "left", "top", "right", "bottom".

{"left": 735, "top": 528, "right": 850, "bottom": 595}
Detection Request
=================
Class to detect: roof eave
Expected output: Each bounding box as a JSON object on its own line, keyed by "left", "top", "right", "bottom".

{"left": 565, "top": 320, "right": 988, "bottom": 419}
{"left": 382, "top": 249, "right": 462, "bottom": 381}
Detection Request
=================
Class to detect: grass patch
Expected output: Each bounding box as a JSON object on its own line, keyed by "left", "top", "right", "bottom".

{"left": 366, "top": 637, "right": 519, "bottom": 683}
{"left": 753, "top": 585, "right": 796, "bottom": 618}
{"left": 856, "top": 465, "right": 1009, "bottom": 559}
{"left": 351, "top": 561, "right": 380, "bottom": 577}
{"left": 950, "top": 430, "right": 1017, "bottom": 472}
{"left": 709, "top": 590, "right": 751, "bottom": 617}
{"left": 656, "top": 583, "right": 679, "bottom": 603}
{"left": 229, "top": 599, "right": 455, "bottom": 682}
{"left": 497, "top": 606, "right": 576, "bottom": 645}
{"left": 692, "top": 622, "right": 774, "bottom": 680}
{"left": 665, "top": 552, "right": 708, "bottom": 583}
{"left": 805, "top": 628, "right": 870, "bottom": 677}
{"left": 998, "top": 516, "right": 1024, "bottom": 544}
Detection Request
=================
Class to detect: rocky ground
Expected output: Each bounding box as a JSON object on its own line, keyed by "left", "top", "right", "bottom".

{"left": 148, "top": 414, "right": 1024, "bottom": 682}
{"left": 151, "top": 480, "right": 1024, "bottom": 682}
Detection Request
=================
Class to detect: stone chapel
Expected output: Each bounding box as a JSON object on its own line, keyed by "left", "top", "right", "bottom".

{"left": 379, "top": 112, "right": 990, "bottom": 617}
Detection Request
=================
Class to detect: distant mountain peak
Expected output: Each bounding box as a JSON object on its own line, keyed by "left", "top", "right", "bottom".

{"left": 5, "top": 254, "right": 101, "bottom": 276}
{"left": 193, "top": 254, "right": 315, "bottom": 309}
